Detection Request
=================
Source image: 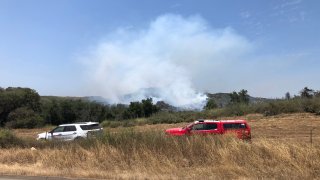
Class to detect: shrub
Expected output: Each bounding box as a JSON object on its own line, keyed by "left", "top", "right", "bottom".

{"left": 147, "top": 112, "right": 184, "bottom": 124}
{"left": 262, "top": 102, "right": 281, "bottom": 116}
{"left": 0, "top": 129, "right": 23, "bottom": 148}
{"left": 301, "top": 98, "right": 320, "bottom": 113}
{"left": 211, "top": 104, "right": 253, "bottom": 117}
{"left": 101, "top": 120, "right": 123, "bottom": 128}
{"left": 122, "top": 121, "right": 135, "bottom": 127}
{"left": 252, "top": 99, "right": 304, "bottom": 116}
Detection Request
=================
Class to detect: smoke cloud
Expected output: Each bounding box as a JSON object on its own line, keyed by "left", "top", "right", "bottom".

{"left": 83, "top": 14, "right": 252, "bottom": 108}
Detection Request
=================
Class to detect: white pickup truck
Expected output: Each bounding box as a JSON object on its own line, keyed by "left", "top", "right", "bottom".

{"left": 37, "top": 122, "right": 103, "bottom": 141}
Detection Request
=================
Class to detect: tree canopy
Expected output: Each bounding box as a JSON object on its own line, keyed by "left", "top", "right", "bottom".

{"left": 0, "top": 87, "right": 41, "bottom": 126}
{"left": 229, "top": 89, "right": 250, "bottom": 105}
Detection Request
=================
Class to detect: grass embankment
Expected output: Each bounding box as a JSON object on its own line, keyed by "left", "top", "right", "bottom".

{"left": 0, "top": 128, "right": 320, "bottom": 179}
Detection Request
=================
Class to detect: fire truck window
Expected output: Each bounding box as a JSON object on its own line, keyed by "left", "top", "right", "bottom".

{"left": 204, "top": 123, "right": 217, "bottom": 130}
{"left": 192, "top": 124, "right": 205, "bottom": 130}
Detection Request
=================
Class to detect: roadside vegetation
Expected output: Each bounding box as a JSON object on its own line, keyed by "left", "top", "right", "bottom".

{"left": 0, "top": 128, "right": 319, "bottom": 179}
{"left": 1, "top": 111, "right": 320, "bottom": 179}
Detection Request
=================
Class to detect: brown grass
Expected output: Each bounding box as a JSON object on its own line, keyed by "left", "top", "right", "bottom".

{"left": 3, "top": 113, "right": 320, "bottom": 179}
{"left": 0, "top": 137, "right": 319, "bottom": 179}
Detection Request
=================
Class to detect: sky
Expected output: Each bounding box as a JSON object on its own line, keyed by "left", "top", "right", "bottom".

{"left": 0, "top": 0, "right": 320, "bottom": 106}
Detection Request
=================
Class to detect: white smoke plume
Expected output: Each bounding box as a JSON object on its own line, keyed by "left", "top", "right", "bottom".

{"left": 83, "top": 14, "right": 252, "bottom": 108}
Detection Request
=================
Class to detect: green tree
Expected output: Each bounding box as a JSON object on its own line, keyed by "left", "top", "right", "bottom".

{"left": 60, "top": 100, "right": 77, "bottom": 124}
{"left": 47, "top": 100, "right": 62, "bottom": 125}
{"left": 238, "top": 89, "right": 249, "bottom": 104}
{"left": 285, "top": 92, "right": 291, "bottom": 100}
{"left": 204, "top": 98, "right": 218, "bottom": 110}
{"left": 110, "top": 104, "right": 128, "bottom": 120}
{"left": 229, "top": 89, "right": 249, "bottom": 105}
{"left": 128, "top": 101, "right": 143, "bottom": 118}
{"left": 300, "top": 87, "right": 314, "bottom": 98}
{"left": 0, "top": 87, "right": 41, "bottom": 126}
{"left": 5, "top": 107, "right": 44, "bottom": 128}
{"left": 142, "top": 98, "right": 158, "bottom": 117}
{"left": 230, "top": 91, "right": 240, "bottom": 104}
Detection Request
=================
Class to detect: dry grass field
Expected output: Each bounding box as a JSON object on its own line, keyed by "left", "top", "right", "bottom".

{"left": 1, "top": 113, "right": 320, "bottom": 179}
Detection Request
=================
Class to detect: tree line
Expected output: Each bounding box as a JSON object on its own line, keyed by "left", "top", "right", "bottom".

{"left": 1, "top": 86, "right": 320, "bottom": 129}
{"left": 0, "top": 87, "right": 159, "bottom": 128}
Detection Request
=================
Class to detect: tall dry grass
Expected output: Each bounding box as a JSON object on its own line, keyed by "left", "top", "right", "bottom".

{"left": 0, "top": 130, "right": 319, "bottom": 179}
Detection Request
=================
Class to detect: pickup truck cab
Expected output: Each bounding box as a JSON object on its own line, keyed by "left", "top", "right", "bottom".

{"left": 165, "top": 119, "right": 251, "bottom": 140}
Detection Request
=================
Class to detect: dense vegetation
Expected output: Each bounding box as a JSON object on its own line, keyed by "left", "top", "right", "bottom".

{"left": 0, "top": 86, "right": 320, "bottom": 128}
{"left": 0, "top": 87, "right": 42, "bottom": 128}
{"left": 0, "top": 128, "right": 319, "bottom": 179}
{"left": 207, "top": 87, "right": 320, "bottom": 117}
{"left": 0, "top": 87, "right": 159, "bottom": 128}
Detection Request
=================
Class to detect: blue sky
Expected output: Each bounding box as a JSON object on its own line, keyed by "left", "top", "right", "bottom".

{"left": 0, "top": 0, "right": 320, "bottom": 103}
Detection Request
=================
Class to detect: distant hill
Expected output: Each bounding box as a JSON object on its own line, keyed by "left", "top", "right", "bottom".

{"left": 41, "top": 96, "right": 84, "bottom": 101}
{"left": 41, "top": 96, "right": 110, "bottom": 103}
{"left": 40, "top": 93, "right": 272, "bottom": 110}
